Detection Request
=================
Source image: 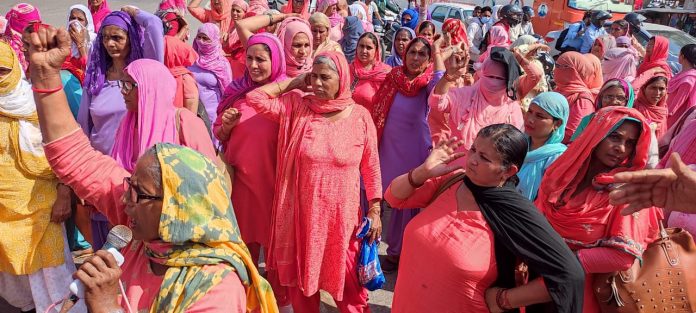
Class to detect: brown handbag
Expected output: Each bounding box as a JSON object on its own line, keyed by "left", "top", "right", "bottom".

{"left": 592, "top": 225, "right": 696, "bottom": 313}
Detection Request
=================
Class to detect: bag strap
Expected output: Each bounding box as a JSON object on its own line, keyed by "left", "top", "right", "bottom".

{"left": 428, "top": 172, "right": 466, "bottom": 205}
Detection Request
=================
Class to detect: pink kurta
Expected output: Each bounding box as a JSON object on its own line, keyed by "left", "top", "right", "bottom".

{"left": 245, "top": 89, "right": 382, "bottom": 300}
{"left": 214, "top": 98, "right": 279, "bottom": 247}
{"left": 44, "top": 130, "right": 246, "bottom": 312}
{"left": 384, "top": 173, "right": 497, "bottom": 312}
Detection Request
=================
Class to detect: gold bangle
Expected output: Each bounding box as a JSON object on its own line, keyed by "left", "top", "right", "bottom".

{"left": 275, "top": 82, "right": 282, "bottom": 94}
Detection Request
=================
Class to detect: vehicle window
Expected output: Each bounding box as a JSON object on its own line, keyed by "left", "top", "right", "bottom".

{"left": 431, "top": 6, "right": 449, "bottom": 22}
{"left": 463, "top": 10, "right": 472, "bottom": 18}
{"left": 567, "top": 0, "right": 632, "bottom": 14}
{"left": 448, "top": 9, "right": 462, "bottom": 20}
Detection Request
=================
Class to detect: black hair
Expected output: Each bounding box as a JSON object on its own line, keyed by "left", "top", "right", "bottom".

{"left": 249, "top": 42, "right": 271, "bottom": 54}
{"left": 359, "top": 32, "right": 379, "bottom": 49}
{"left": 681, "top": 44, "right": 696, "bottom": 67}
{"left": 396, "top": 27, "right": 414, "bottom": 39}
{"left": 481, "top": 6, "right": 493, "bottom": 13}
{"left": 405, "top": 37, "right": 432, "bottom": 60}
{"left": 417, "top": 20, "right": 436, "bottom": 33}
{"left": 477, "top": 123, "right": 528, "bottom": 185}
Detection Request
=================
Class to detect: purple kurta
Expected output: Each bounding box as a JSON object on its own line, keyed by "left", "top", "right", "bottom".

{"left": 189, "top": 64, "right": 222, "bottom": 146}
{"left": 381, "top": 71, "right": 443, "bottom": 256}
{"left": 75, "top": 10, "right": 164, "bottom": 249}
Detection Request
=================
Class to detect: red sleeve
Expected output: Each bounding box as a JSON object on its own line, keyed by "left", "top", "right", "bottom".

{"left": 384, "top": 172, "right": 454, "bottom": 209}
{"left": 245, "top": 89, "right": 299, "bottom": 122}
{"left": 576, "top": 247, "right": 635, "bottom": 273}
{"left": 44, "top": 129, "right": 130, "bottom": 226}
{"left": 188, "top": 7, "right": 209, "bottom": 23}
{"left": 360, "top": 108, "right": 383, "bottom": 201}
{"left": 564, "top": 97, "right": 595, "bottom": 143}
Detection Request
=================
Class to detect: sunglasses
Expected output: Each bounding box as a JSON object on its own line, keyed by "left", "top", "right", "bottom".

{"left": 123, "top": 177, "right": 162, "bottom": 203}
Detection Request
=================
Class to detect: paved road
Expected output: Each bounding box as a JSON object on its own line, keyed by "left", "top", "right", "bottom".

{"left": 1, "top": 0, "right": 406, "bottom": 311}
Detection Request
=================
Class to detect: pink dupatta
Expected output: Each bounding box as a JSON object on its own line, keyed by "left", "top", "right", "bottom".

{"left": 90, "top": 0, "right": 111, "bottom": 31}
{"left": 276, "top": 17, "right": 313, "bottom": 78}
{"left": 111, "top": 59, "right": 178, "bottom": 172}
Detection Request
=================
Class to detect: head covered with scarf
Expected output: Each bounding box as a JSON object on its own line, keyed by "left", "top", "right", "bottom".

{"left": 282, "top": 0, "right": 310, "bottom": 19}
{"left": 110, "top": 59, "right": 178, "bottom": 172}
{"left": 595, "top": 78, "right": 635, "bottom": 109}
{"left": 89, "top": 0, "right": 111, "bottom": 31}
{"left": 637, "top": 35, "right": 672, "bottom": 79}
{"left": 634, "top": 75, "right": 669, "bottom": 138}
{"left": 601, "top": 48, "right": 638, "bottom": 83}
{"left": 317, "top": 0, "right": 342, "bottom": 27}
{"left": 384, "top": 27, "right": 415, "bottom": 67}
{"left": 351, "top": 32, "right": 390, "bottom": 82}
{"left": 0, "top": 41, "right": 22, "bottom": 95}
{"left": 218, "top": 33, "right": 287, "bottom": 115}
{"left": 66, "top": 5, "right": 97, "bottom": 59}
{"left": 304, "top": 51, "right": 355, "bottom": 113}
{"left": 516, "top": 92, "right": 569, "bottom": 201}
{"left": 592, "top": 35, "right": 616, "bottom": 59}
{"left": 141, "top": 143, "right": 277, "bottom": 313}
{"left": 164, "top": 36, "right": 199, "bottom": 108}
{"left": 535, "top": 106, "right": 660, "bottom": 261}
{"left": 276, "top": 17, "right": 313, "bottom": 77}
{"left": 554, "top": 51, "right": 603, "bottom": 103}
{"left": 309, "top": 12, "right": 343, "bottom": 57}
{"left": 84, "top": 11, "right": 144, "bottom": 96}
{"left": 442, "top": 18, "right": 469, "bottom": 48}
{"left": 193, "top": 23, "right": 232, "bottom": 92}
{"left": 4, "top": 3, "right": 41, "bottom": 72}
{"left": 340, "top": 16, "right": 365, "bottom": 63}
{"left": 478, "top": 24, "right": 510, "bottom": 62}
{"left": 401, "top": 8, "right": 419, "bottom": 30}
{"left": 372, "top": 37, "right": 433, "bottom": 140}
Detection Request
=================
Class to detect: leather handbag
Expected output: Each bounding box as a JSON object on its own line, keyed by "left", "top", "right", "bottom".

{"left": 593, "top": 225, "right": 696, "bottom": 313}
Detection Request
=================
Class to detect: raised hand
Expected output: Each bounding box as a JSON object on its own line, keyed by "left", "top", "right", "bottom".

{"left": 26, "top": 25, "right": 71, "bottom": 88}
{"left": 610, "top": 153, "right": 696, "bottom": 215}
{"left": 414, "top": 136, "right": 466, "bottom": 183}
{"left": 444, "top": 46, "right": 468, "bottom": 78}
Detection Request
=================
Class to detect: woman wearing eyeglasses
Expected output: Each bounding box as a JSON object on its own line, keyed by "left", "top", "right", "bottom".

{"left": 76, "top": 6, "right": 164, "bottom": 250}
{"left": 110, "top": 58, "right": 216, "bottom": 172}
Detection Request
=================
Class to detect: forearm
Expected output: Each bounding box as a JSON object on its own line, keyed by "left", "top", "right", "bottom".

{"left": 389, "top": 165, "right": 429, "bottom": 200}
{"left": 257, "top": 78, "right": 295, "bottom": 98}
{"left": 32, "top": 74, "right": 81, "bottom": 143}
{"left": 236, "top": 14, "right": 275, "bottom": 48}
{"left": 187, "top": 0, "right": 203, "bottom": 8}
{"left": 432, "top": 76, "right": 454, "bottom": 96}
{"left": 505, "top": 278, "right": 552, "bottom": 308}
{"left": 184, "top": 98, "right": 199, "bottom": 114}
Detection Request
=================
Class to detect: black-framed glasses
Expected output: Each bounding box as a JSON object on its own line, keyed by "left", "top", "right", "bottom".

{"left": 117, "top": 80, "right": 138, "bottom": 94}
{"left": 123, "top": 177, "right": 162, "bottom": 203}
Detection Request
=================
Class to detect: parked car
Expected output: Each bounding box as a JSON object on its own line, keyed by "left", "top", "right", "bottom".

{"left": 545, "top": 22, "right": 696, "bottom": 74}
{"left": 427, "top": 2, "right": 477, "bottom": 32}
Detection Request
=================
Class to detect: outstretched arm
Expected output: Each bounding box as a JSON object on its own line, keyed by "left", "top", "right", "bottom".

{"left": 235, "top": 13, "right": 297, "bottom": 49}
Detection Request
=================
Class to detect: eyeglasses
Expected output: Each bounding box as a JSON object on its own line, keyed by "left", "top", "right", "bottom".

{"left": 602, "top": 94, "right": 627, "bottom": 103}
{"left": 118, "top": 80, "right": 138, "bottom": 94}
{"left": 123, "top": 177, "right": 162, "bottom": 203}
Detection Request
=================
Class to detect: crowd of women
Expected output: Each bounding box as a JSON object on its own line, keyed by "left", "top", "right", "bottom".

{"left": 1, "top": 0, "right": 695, "bottom": 312}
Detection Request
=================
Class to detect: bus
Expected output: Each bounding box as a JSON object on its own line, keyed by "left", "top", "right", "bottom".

{"left": 442, "top": 0, "right": 633, "bottom": 35}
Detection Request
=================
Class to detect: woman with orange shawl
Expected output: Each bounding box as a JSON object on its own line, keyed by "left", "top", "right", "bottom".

{"left": 535, "top": 106, "right": 662, "bottom": 313}
{"left": 163, "top": 35, "right": 200, "bottom": 113}
{"left": 245, "top": 51, "right": 382, "bottom": 313}
{"left": 553, "top": 51, "right": 603, "bottom": 142}
{"left": 188, "top": 0, "right": 249, "bottom": 77}
{"left": 350, "top": 32, "right": 390, "bottom": 108}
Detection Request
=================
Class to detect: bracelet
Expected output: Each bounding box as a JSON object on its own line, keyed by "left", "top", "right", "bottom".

{"left": 265, "top": 13, "right": 274, "bottom": 25}
{"left": 407, "top": 168, "right": 423, "bottom": 188}
{"left": 496, "top": 288, "right": 513, "bottom": 311}
{"left": 31, "top": 85, "right": 63, "bottom": 94}
{"left": 275, "top": 82, "right": 282, "bottom": 94}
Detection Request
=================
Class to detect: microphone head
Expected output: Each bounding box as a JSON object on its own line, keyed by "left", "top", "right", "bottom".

{"left": 103, "top": 225, "right": 133, "bottom": 250}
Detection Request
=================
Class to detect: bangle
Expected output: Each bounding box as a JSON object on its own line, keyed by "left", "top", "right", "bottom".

{"left": 275, "top": 82, "right": 282, "bottom": 94}
{"left": 31, "top": 85, "right": 63, "bottom": 94}
{"left": 407, "top": 168, "right": 423, "bottom": 188}
{"left": 266, "top": 13, "right": 273, "bottom": 25}
{"left": 496, "top": 288, "right": 513, "bottom": 311}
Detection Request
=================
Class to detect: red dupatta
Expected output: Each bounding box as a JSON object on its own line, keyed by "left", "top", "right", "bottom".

{"left": 370, "top": 38, "right": 433, "bottom": 141}
{"left": 535, "top": 107, "right": 660, "bottom": 258}
{"left": 634, "top": 75, "right": 669, "bottom": 138}
{"left": 164, "top": 36, "right": 199, "bottom": 108}
{"left": 636, "top": 36, "right": 672, "bottom": 79}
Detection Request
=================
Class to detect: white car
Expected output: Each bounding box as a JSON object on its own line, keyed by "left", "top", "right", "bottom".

{"left": 427, "top": 2, "right": 478, "bottom": 32}
{"left": 545, "top": 22, "right": 696, "bottom": 74}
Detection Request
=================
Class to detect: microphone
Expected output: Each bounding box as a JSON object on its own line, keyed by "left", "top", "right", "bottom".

{"left": 69, "top": 225, "right": 133, "bottom": 299}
